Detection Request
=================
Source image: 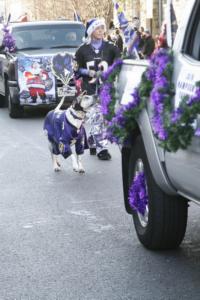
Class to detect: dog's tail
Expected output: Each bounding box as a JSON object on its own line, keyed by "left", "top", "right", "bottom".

{"left": 55, "top": 96, "right": 65, "bottom": 112}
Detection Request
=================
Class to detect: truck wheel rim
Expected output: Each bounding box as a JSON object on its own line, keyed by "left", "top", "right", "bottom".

{"left": 134, "top": 159, "right": 149, "bottom": 228}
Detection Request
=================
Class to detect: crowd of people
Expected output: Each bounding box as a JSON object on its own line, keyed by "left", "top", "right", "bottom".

{"left": 106, "top": 19, "right": 167, "bottom": 59}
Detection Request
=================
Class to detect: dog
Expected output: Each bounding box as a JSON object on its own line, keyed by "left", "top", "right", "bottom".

{"left": 43, "top": 93, "right": 96, "bottom": 173}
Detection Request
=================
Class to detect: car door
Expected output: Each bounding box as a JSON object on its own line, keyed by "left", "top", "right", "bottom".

{"left": 165, "top": 1, "right": 200, "bottom": 201}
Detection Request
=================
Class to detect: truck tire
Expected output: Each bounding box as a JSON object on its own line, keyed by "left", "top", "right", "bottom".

{"left": 128, "top": 135, "right": 188, "bottom": 250}
{"left": 7, "top": 85, "right": 23, "bottom": 118}
{"left": 0, "top": 94, "right": 8, "bottom": 108}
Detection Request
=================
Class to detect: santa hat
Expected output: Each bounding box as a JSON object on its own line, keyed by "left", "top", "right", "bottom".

{"left": 85, "top": 18, "right": 106, "bottom": 38}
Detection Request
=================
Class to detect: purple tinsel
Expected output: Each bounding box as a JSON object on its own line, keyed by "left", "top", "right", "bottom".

{"left": 195, "top": 128, "right": 200, "bottom": 137}
{"left": 114, "top": 88, "right": 140, "bottom": 125}
{"left": 99, "top": 82, "right": 112, "bottom": 115}
{"left": 128, "top": 171, "right": 148, "bottom": 216}
{"left": 149, "top": 49, "right": 172, "bottom": 141}
{"left": 2, "top": 24, "right": 16, "bottom": 53}
{"left": 103, "top": 88, "right": 141, "bottom": 143}
{"left": 101, "top": 58, "right": 123, "bottom": 81}
{"left": 186, "top": 87, "right": 200, "bottom": 106}
{"left": 171, "top": 107, "right": 183, "bottom": 123}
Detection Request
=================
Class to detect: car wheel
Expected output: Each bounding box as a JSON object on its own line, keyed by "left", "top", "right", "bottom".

{"left": 128, "top": 135, "right": 188, "bottom": 250}
{"left": 7, "top": 86, "right": 23, "bottom": 118}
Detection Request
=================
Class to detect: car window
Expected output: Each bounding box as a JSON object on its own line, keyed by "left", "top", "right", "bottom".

{"left": 183, "top": 2, "right": 200, "bottom": 60}
{"left": 12, "top": 23, "right": 85, "bottom": 50}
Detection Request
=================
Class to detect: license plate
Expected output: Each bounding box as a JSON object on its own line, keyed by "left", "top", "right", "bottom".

{"left": 57, "top": 87, "right": 76, "bottom": 97}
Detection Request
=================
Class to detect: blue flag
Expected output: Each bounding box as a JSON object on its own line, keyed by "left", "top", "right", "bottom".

{"left": 112, "top": 0, "right": 140, "bottom": 56}
{"left": 166, "top": 0, "right": 178, "bottom": 47}
{"left": 73, "top": 11, "right": 81, "bottom": 22}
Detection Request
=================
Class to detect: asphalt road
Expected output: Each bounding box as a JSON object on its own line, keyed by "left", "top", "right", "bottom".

{"left": 1, "top": 107, "right": 200, "bottom": 300}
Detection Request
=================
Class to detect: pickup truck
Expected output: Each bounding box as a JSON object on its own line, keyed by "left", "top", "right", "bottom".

{"left": 118, "top": 0, "right": 200, "bottom": 250}
{"left": 0, "top": 20, "right": 85, "bottom": 118}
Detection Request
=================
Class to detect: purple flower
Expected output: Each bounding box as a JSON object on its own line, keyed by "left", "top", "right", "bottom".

{"left": 171, "top": 108, "right": 183, "bottom": 123}
{"left": 150, "top": 89, "right": 164, "bottom": 107}
{"left": 186, "top": 87, "right": 200, "bottom": 106}
{"left": 158, "top": 128, "right": 168, "bottom": 141}
{"left": 102, "top": 59, "right": 123, "bottom": 81}
{"left": 155, "top": 76, "right": 168, "bottom": 89}
{"left": 146, "top": 67, "right": 156, "bottom": 81}
{"left": 152, "top": 115, "right": 168, "bottom": 140}
{"left": 2, "top": 24, "right": 16, "bottom": 53}
{"left": 99, "top": 82, "right": 112, "bottom": 115}
{"left": 195, "top": 128, "right": 200, "bottom": 137}
{"left": 128, "top": 171, "right": 148, "bottom": 216}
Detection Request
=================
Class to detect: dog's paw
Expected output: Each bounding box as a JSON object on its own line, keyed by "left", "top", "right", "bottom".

{"left": 56, "top": 161, "right": 61, "bottom": 167}
{"left": 53, "top": 162, "right": 61, "bottom": 172}
{"left": 79, "top": 168, "right": 85, "bottom": 174}
{"left": 54, "top": 166, "right": 61, "bottom": 172}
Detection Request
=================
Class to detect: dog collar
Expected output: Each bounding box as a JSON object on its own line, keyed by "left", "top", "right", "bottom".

{"left": 70, "top": 110, "right": 83, "bottom": 120}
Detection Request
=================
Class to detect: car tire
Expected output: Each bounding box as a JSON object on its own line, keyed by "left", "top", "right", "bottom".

{"left": 7, "top": 85, "right": 23, "bottom": 118}
{"left": 128, "top": 135, "right": 188, "bottom": 250}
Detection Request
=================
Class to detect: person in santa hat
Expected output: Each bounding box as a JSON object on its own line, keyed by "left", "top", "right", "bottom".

{"left": 74, "top": 18, "right": 120, "bottom": 160}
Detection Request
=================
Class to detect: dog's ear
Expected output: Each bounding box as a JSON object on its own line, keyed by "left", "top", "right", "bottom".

{"left": 72, "top": 95, "right": 83, "bottom": 111}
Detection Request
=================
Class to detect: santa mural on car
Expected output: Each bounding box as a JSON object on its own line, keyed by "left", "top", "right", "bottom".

{"left": 24, "top": 61, "right": 48, "bottom": 103}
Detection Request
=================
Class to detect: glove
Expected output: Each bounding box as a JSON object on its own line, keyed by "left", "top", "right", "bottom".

{"left": 88, "top": 70, "right": 96, "bottom": 78}
{"left": 96, "top": 70, "right": 102, "bottom": 79}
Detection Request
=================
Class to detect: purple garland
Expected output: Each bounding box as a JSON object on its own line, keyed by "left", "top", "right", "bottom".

{"left": 99, "top": 48, "right": 200, "bottom": 151}
{"left": 101, "top": 58, "right": 123, "bottom": 81}
{"left": 148, "top": 49, "right": 172, "bottom": 141}
{"left": 128, "top": 171, "right": 148, "bottom": 216}
{"left": 100, "top": 82, "right": 112, "bottom": 115}
{"left": 2, "top": 24, "right": 16, "bottom": 53}
{"left": 105, "top": 88, "right": 141, "bottom": 143}
{"left": 147, "top": 49, "right": 200, "bottom": 149}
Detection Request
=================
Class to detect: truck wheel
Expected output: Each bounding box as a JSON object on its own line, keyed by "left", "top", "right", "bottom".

{"left": 128, "top": 135, "right": 188, "bottom": 250}
{"left": 0, "top": 94, "right": 8, "bottom": 108}
{"left": 7, "top": 86, "right": 23, "bottom": 118}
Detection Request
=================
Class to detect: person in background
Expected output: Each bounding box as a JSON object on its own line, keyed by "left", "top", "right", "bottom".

{"left": 156, "top": 22, "right": 168, "bottom": 50}
{"left": 74, "top": 18, "right": 120, "bottom": 160}
{"left": 114, "top": 28, "right": 123, "bottom": 53}
{"left": 17, "top": 12, "right": 28, "bottom": 22}
{"left": 114, "top": 1, "right": 141, "bottom": 58}
{"left": 119, "top": 16, "right": 141, "bottom": 58}
{"left": 139, "top": 29, "right": 155, "bottom": 59}
{"left": 138, "top": 26, "right": 145, "bottom": 50}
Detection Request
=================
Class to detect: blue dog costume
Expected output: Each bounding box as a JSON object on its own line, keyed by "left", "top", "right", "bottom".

{"left": 44, "top": 110, "right": 88, "bottom": 159}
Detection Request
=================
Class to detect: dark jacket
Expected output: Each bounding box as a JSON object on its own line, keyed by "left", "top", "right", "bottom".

{"left": 75, "top": 41, "right": 120, "bottom": 95}
{"left": 141, "top": 36, "right": 155, "bottom": 58}
{"left": 115, "top": 35, "right": 123, "bottom": 53}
